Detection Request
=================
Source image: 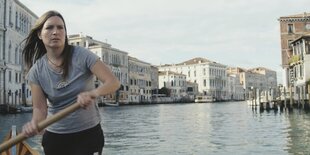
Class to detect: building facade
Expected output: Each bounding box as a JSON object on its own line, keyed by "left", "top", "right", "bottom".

{"left": 128, "top": 56, "right": 153, "bottom": 103}
{"left": 227, "top": 74, "right": 245, "bottom": 101}
{"left": 158, "top": 71, "right": 188, "bottom": 101}
{"left": 239, "top": 67, "right": 277, "bottom": 99}
{"left": 289, "top": 35, "right": 310, "bottom": 101}
{"left": 68, "top": 33, "right": 130, "bottom": 104}
{"left": 158, "top": 57, "right": 228, "bottom": 101}
{"left": 279, "top": 12, "right": 310, "bottom": 88}
{"left": 0, "top": 0, "right": 37, "bottom": 105}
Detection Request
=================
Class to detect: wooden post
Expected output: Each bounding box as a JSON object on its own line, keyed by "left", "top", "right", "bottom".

{"left": 254, "top": 88, "right": 257, "bottom": 106}
{"left": 284, "top": 87, "right": 287, "bottom": 109}
{"left": 297, "top": 87, "right": 301, "bottom": 109}
{"left": 289, "top": 85, "right": 293, "bottom": 111}
{"left": 308, "top": 84, "right": 310, "bottom": 109}
{"left": 301, "top": 87, "right": 305, "bottom": 109}
{"left": 257, "top": 89, "right": 260, "bottom": 106}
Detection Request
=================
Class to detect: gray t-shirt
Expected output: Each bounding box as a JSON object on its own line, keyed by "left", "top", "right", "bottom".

{"left": 27, "top": 46, "right": 101, "bottom": 133}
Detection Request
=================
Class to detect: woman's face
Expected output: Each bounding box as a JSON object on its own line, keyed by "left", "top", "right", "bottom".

{"left": 38, "top": 16, "right": 66, "bottom": 51}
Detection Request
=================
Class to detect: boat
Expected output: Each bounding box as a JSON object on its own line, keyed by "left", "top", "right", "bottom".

{"left": 0, "top": 104, "right": 21, "bottom": 114}
{"left": 104, "top": 102, "right": 119, "bottom": 107}
{"left": 194, "top": 95, "right": 214, "bottom": 103}
{"left": 20, "top": 106, "right": 33, "bottom": 113}
{"left": 0, "top": 126, "right": 40, "bottom": 155}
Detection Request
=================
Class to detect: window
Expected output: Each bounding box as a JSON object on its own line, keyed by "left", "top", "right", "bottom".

{"left": 8, "top": 41, "right": 11, "bottom": 62}
{"left": 15, "top": 12, "right": 18, "bottom": 29}
{"left": 9, "top": 71, "right": 12, "bottom": 82}
{"left": 288, "top": 24, "right": 294, "bottom": 33}
{"left": 300, "top": 65, "right": 304, "bottom": 77}
{"left": 15, "top": 46, "right": 18, "bottom": 64}
{"left": 288, "top": 40, "right": 293, "bottom": 49}
{"left": 9, "top": 7, "right": 12, "bottom": 26}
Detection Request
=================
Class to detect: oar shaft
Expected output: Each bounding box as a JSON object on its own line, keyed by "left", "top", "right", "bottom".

{"left": 0, "top": 102, "right": 80, "bottom": 153}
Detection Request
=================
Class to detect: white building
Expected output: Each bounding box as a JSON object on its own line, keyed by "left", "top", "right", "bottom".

{"left": 68, "top": 33, "right": 129, "bottom": 104}
{"left": 289, "top": 35, "right": 310, "bottom": 101}
{"left": 158, "top": 57, "right": 228, "bottom": 101}
{"left": 158, "top": 71, "right": 188, "bottom": 101}
{"left": 0, "top": 0, "right": 37, "bottom": 105}
{"left": 227, "top": 74, "right": 245, "bottom": 101}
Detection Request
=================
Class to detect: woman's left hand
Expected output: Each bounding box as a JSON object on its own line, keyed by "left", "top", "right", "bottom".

{"left": 77, "top": 91, "right": 98, "bottom": 109}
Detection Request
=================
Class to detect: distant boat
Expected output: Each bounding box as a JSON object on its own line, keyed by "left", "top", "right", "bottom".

{"left": 20, "top": 106, "right": 33, "bottom": 113}
{"left": 0, "top": 104, "right": 21, "bottom": 114}
{"left": 104, "top": 102, "right": 119, "bottom": 107}
{"left": 195, "top": 95, "right": 214, "bottom": 103}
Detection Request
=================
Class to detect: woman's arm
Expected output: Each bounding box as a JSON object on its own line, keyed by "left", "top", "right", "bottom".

{"left": 22, "top": 83, "right": 48, "bottom": 137}
{"left": 77, "top": 60, "right": 120, "bottom": 108}
{"left": 91, "top": 60, "right": 121, "bottom": 96}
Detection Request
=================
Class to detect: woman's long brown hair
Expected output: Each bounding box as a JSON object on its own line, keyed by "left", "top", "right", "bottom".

{"left": 22, "top": 10, "right": 72, "bottom": 79}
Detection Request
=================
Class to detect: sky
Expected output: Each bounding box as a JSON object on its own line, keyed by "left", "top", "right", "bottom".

{"left": 19, "top": 0, "right": 310, "bottom": 84}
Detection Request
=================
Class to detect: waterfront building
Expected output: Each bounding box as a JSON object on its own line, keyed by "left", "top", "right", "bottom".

{"left": 186, "top": 81, "right": 198, "bottom": 101}
{"left": 278, "top": 12, "right": 310, "bottom": 88}
{"left": 68, "top": 33, "right": 130, "bottom": 104}
{"left": 128, "top": 56, "right": 153, "bottom": 103}
{"left": 0, "top": 0, "right": 37, "bottom": 105}
{"left": 289, "top": 35, "right": 310, "bottom": 101}
{"left": 227, "top": 74, "right": 245, "bottom": 101}
{"left": 158, "top": 57, "right": 228, "bottom": 101}
{"left": 150, "top": 65, "right": 159, "bottom": 94}
{"left": 239, "top": 67, "right": 277, "bottom": 99}
{"left": 226, "top": 67, "right": 246, "bottom": 101}
{"left": 158, "top": 71, "right": 188, "bottom": 101}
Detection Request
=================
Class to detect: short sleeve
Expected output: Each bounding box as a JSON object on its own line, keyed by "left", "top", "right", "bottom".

{"left": 85, "top": 50, "right": 99, "bottom": 70}
{"left": 76, "top": 47, "right": 100, "bottom": 70}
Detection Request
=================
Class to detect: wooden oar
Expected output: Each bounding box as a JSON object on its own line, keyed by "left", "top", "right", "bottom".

{"left": 0, "top": 102, "right": 81, "bottom": 153}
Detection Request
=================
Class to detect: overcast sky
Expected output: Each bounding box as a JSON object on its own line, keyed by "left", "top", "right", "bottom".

{"left": 19, "top": 0, "right": 310, "bottom": 83}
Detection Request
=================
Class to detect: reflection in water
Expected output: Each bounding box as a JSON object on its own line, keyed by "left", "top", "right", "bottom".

{"left": 1, "top": 102, "right": 310, "bottom": 154}
{"left": 286, "top": 110, "right": 310, "bottom": 155}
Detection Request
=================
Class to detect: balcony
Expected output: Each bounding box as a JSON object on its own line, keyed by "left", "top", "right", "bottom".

{"left": 289, "top": 55, "right": 301, "bottom": 66}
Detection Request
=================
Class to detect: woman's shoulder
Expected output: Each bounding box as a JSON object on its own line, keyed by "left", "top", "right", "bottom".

{"left": 33, "top": 55, "right": 47, "bottom": 69}
{"left": 71, "top": 45, "right": 98, "bottom": 59}
{"left": 27, "top": 55, "right": 46, "bottom": 77}
{"left": 72, "top": 46, "right": 90, "bottom": 55}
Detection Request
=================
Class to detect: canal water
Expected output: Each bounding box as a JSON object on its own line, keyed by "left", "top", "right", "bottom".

{"left": 1, "top": 101, "right": 310, "bottom": 155}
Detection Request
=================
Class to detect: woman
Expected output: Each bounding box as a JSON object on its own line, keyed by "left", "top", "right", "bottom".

{"left": 22, "top": 10, "right": 120, "bottom": 155}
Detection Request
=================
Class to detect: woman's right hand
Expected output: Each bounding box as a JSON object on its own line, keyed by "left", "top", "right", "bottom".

{"left": 22, "top": 120, "right": 39, "bottom": 137}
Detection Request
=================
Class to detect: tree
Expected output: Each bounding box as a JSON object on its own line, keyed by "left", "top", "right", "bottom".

{"left": 158, "top": 87, "right": 171, "bottom": 97}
